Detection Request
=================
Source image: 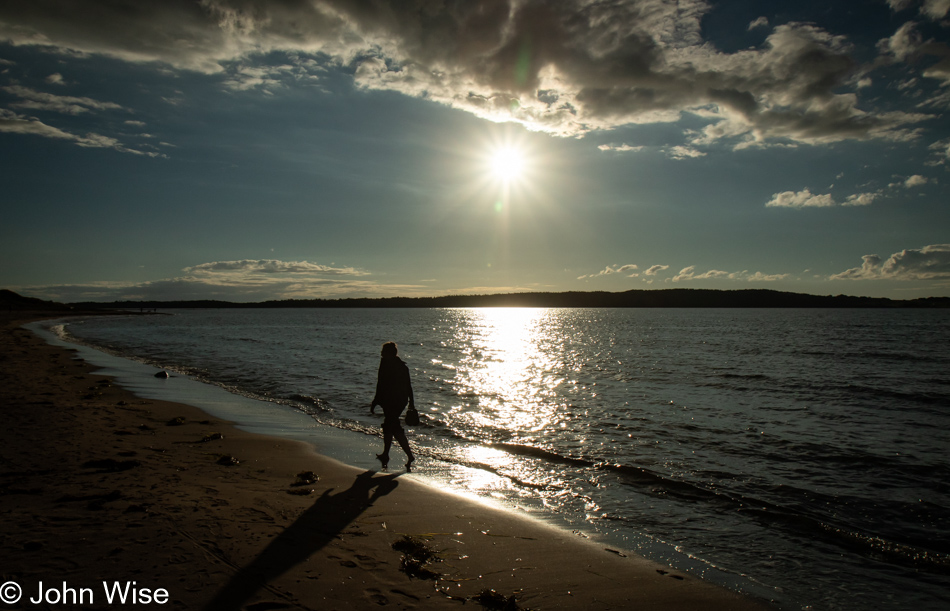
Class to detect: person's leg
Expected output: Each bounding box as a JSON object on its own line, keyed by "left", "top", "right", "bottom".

{"left": 393, "top": 426, "right": 414, "bottom": 470}
{"left": 378, "top": 419, "right": 395, "bottom": 469}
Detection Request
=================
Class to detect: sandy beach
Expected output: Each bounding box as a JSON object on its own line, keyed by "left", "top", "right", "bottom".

{"left": 0, "top": 312, "right": 772, "bottom": 610}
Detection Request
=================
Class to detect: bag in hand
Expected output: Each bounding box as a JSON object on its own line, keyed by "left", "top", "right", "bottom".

{"left": 404, "top": 406, "right": 420, "bottom": 426}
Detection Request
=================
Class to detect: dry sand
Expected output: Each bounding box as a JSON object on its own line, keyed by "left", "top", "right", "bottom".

{"left": 0, "top": 312, "right": 774, "bottom": 610}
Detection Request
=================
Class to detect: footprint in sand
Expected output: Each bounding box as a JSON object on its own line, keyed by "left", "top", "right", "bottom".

{"left": 364, "top": 589, "right": 389, "bottom": 606}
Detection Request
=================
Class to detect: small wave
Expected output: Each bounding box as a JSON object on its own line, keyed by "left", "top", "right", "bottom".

{"left": 478, "top": 443, "right": 950, "bottom": 574}
{"left": 801, "top": 349, "right": 948, "bottom": 364}
{"left": 815, "top": 524, "right": 950, "bottom": 574}
{"left": 839, "top": 383, "right": 950, "bottom": 408}
{"left": 485, "top": 442, "right": 594, "bottom": 468}
{"left": 281, "top": 393, "right": 333, "bottom": 414}
{"left": 719, "top": 373, "right": 772, "bottom": 380}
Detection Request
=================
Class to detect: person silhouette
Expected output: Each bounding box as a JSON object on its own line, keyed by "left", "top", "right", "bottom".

{"left": 369, "top": 341, "right": 415, "bottom": 471}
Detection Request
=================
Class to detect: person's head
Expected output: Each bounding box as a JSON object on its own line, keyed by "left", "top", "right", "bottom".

{"left": 380, "top": 341, "right": 398, "bottom": 358}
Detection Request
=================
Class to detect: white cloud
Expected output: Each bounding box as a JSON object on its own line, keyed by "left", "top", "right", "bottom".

{"left": 598, "top": 143, "right": 643, "bottom": 152}
{"left": 746, "top": 271, "right": 791, "bottom": 281}
{"left": 2, "top": 85, "right": 126, "bottom": 115}
{"left": 903, "top": 174, "right": 928, "bottom": 188}
{"left": 14, "top": 259, "right": 425, "bottom": 302}
{"left": 897, "top": 77, "right": 919, "bottom": 91}
{"left": 882, "top": 21, "right": 923, "bottom": 61}
{"left": 878, "top": 19, "right": 950, "bottom": 88}
{"left": 666, "top": 145, "right": 706, "bottom": 159}
{"left": 922, "top": 0, "right": 950, "bottom": 20}
{"left": 44, "top": 72, "right": 64, "bottom": 85}
{"left": 221, "top": 61, "right": 321, "bottom": 92}
{"left": 921, "top": 87, "right": 950, "bottom": 110}
{"left": 765, "top": 188, "right": 836, "bottom": 208}
{"left": 673, "top": 266, "right": 789, "bottom": 282}
{"left": 831, "top": 244, "right": 950, "bottom": 280}
{"left": 0, "top": 108, "right": 82, "bottom": 140}
{"left": 928, "top": 138, "right": 950, "bottom": 165}
{"left": 183, "top": 259, "right": 368, "bottom": 276}
{"left": 832, "top": 254, "right": 883, "bottom": 280}
{"left": 577, "top": 263, "right": 638, "bottom": 280}
{"left": 844, "top": 192, "right": 881, "bottom": 206}
{"left": 672, "top": 266, "right": 696, "bottom": 282}
{"left": 888, "top": 174, "right": 932, "bottom": 188}
{"left": 767, "top": 187, "right": 893, "bottom": 208}
{"left": 748, "top": 17, "right": 769, "bottom": 31}
{"left": 672, "top": 266, "right": 729, "bottom": 281}
{"left": 0, "top": 108, "right": 161, "bottom": 156}
{"left": 644, "top": 264, "right": 669, "bottom": 276}
{"left": 886, "top": 0, "right": 916, "bottom": 11}
{"left": 0, "top": 1, "right": 933, "bottom": 145}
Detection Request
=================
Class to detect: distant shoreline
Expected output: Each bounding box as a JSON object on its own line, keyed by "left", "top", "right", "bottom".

{"left": 62, "top": 288, "right": 950, "bottom": 310}
{"left": 3, "top": 287, "right": 949, "bottom": 311}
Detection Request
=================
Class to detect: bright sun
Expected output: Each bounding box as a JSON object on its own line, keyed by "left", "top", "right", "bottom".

{"left": 490, "top": 147, "right": 525, "bottom": 182}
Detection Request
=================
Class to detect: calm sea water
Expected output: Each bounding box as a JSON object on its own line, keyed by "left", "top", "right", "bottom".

{"left": 61, "top": 308, "right": 950, "bottom": 610}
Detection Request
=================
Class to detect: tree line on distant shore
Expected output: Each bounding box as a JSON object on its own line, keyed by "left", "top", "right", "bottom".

{"left": 4, "top": 288, "right": 947, "bottom": 311}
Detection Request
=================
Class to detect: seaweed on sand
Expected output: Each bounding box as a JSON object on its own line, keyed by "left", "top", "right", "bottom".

{"left": 472, "top": 589, "right": 525, "bottom": 610}
{"left": 392, "top": 535, "right": 441, "bottom": 580}
{"left": 291, "top": 471, "right": 319, "bottom": 486}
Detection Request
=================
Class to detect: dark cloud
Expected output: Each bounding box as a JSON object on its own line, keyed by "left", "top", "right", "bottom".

{"left": 0, "top": 0, "right": 936, "bottom": 145}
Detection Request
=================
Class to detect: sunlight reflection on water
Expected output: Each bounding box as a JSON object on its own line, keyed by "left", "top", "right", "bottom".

{"left": 449, "top": 308, "right": 563, "bottom": 436}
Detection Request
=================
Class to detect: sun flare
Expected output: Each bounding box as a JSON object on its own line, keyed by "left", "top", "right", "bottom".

{"left": 489, "top": 147, "right": 525, "bottom": 183}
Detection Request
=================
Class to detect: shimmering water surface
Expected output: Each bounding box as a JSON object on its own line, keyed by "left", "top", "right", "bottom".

{"left": 62, "top": 308, "right": 950, "bottom": 610}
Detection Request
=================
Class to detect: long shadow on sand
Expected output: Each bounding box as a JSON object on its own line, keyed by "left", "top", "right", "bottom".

{"left": 203, "top": 469, "right": 400, "bottom": 611}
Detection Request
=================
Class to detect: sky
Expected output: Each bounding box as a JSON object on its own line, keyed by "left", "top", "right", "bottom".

{"left": 1, "top": 0, "right": 949, "bottom": 303}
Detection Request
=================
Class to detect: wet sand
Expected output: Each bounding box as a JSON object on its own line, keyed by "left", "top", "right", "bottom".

{"left": 0, "top": 312, "right": 773, "bottom": 610}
